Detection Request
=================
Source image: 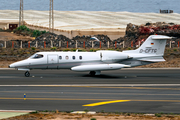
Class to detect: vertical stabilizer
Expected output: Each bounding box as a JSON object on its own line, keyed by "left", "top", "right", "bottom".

{"left": 123, "top": 35, "right": 172, "bottom": 56}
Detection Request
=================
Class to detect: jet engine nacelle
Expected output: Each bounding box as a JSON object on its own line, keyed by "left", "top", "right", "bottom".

{"left": 97, "top": 51, "right": 129, "bottom": 62}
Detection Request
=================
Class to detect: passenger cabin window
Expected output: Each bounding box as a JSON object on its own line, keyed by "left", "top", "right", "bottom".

{"left": 30, "top": 54, "right": 43, "bottom": 59}
{"left": 65, "top": 56, "right": 69, "bottom": 60}
{"left": 72, "top": 56, "right": 75, "bottom": 60}
{"left": 59, "top": 56, "right": 62, "bottom": 59}
{"left": 79, "top": 56, "right": 82, "bottom": 60}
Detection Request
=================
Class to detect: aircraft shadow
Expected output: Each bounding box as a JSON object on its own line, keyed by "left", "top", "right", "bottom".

{"left": 82, "top": 74, "right": 124, "bottom": 78}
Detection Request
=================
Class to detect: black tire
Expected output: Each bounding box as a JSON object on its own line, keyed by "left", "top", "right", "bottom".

{"left": 25, "top": 71, "right": 30, "bottom": 77}
{"left": 89, "top": 71, "right": 96, "bottom": 76}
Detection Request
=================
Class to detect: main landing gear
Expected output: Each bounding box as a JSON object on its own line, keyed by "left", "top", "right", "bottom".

{"left": 89, "top": 71, "right": 96, "bottom": 76}
{"left": 25, "top": 71, "right": 30, "bottom": 77}
{"left": 89, "top": 71, "right": 101, "bottom": 76}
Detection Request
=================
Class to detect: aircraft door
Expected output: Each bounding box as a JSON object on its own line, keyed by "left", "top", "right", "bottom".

{"left": 47, "top": 55, "right": 58, "bottom": 69}
{"left": 100, "top": 52, "right": 102, "bottom": 61}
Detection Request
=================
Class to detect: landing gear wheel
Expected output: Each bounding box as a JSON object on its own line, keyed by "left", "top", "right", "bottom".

{"left": 89, "top": 71, "right": 96, "bottom": 76}
{"left": 25, "top": 71, "right": 30, "bottom": 77}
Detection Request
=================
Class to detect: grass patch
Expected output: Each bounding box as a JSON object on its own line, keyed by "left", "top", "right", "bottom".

{"left": 155, "top": 113, "right": 162, "bottom": 117}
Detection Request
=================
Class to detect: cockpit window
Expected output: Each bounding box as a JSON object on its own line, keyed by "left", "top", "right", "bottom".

{"left": 30, "top": 54, "right": 44, "bottom": 59}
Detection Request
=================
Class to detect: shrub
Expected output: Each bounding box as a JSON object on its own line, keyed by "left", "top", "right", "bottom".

{"left": 78, "top": 49, "right": 86, "bottom": 52}
{"left": 89, "top": 48, "right": 94, "bottom": 52}
{"left": 84, "top": 108, "right": 89, "bottom": 113}
{"left": 26, "top": 28, "right": 30, "bottom": 31}
{"left": 155, "top": 113, "right": 161, "bottom": 117}
{"left": 127, "top": 113, "right": 131, "bottom": 116}
{"left": 167, "top": 49, "right": 171, "bottom": 52}
{"left": 41, "top": 30, "right": 47, "bottom": 34}
{"left": 32, "top": 30, "right": 41, "bottom": 37}
{"left": 31, "top": 47, "right": 36, "bottom": 50}
{"left": 51, "top": 47, "right": 57, "bottom": 50}
{"left": 107, "top": 48, "right": 114, "bottom": 50}
{"left": 16, "top": 26, "right": 48, "bottom": 38}
{"left": 17, "top": 25, "right": 28, "bottom": 31}
{"left": 43, "top": 110, "right": 48, "bottom": 112}
{"left": 63, "top": 48, "right": 70, "bottom": 51}
{"left": 30, "top": 110, "right": 38, "bottom": 114}
{"left": 174, "top": 48, "right": 177, "bottom": 51}
{"left": 70, "top": 48, "right": 77, "bottom": 51}
{"left": 101, "top": 110, "right": 105, "bottom": 113}
{"left": 91, "top": 118, "right": 96, "bottom": 120}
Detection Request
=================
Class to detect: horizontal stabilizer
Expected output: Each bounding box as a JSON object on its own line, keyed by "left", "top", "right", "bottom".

{"left": 71, "top": 64, "right": 131, "bottom": 72}
{"left": 139, "top": 57, "right": 165, "bottom": 62}
{"left": 151, "top": 36, "right": 172, "bottom": 40}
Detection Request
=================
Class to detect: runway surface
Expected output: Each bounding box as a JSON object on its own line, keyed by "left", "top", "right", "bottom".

{"left": 0, "top": 68, "right": 180, "bottom": 113}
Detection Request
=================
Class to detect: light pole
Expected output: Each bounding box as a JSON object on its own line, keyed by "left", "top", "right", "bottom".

{"left": 49, "top": 0, "right": 54, "bottom": 33}
{"left": 19, "top": 0, "right": 24, "bottom": 26}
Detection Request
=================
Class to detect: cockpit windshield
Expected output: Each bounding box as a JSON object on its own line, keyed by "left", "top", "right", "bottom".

{"left": 30, "top": 54, "right": 44, "bottom": 59}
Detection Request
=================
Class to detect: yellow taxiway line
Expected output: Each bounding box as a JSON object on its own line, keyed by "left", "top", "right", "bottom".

{"left": 83, "top": 100, "right": 130, "bottom": 106}
{"left": 83, "top": 99, "right": 180, "bottom": 106}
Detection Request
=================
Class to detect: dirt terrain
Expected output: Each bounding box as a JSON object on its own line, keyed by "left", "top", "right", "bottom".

{"left": 3, "top": 112, "right": 180, "bottom": 120}
{"left": 0, "top": 32, "right": 34, "bottom": 41}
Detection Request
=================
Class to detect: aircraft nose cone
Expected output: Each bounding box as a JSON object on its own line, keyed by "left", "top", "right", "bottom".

{"left": 9, "top": 64, "right": 15, "bottom": 68}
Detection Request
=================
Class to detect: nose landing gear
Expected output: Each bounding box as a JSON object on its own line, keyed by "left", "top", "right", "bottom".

{"left": 25, "top": 71, "right": 30, "bottom": 77}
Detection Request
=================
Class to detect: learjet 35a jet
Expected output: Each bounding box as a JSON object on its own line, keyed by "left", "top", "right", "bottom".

{"left": 9, "top": 35, "right": 171, "bottom": 77}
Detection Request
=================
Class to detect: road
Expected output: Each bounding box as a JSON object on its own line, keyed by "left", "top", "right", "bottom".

{"left": 0, "top": 68, "right": 180, "bottom": 113}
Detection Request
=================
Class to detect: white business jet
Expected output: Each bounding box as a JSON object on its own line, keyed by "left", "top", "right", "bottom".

{"left": 9, "top": 35, "right": 171, "bottom": 77}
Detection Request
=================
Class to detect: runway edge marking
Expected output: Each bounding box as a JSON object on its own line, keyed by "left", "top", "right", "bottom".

{"left": 1, "top": 84, "right": 180, "bottom": 87}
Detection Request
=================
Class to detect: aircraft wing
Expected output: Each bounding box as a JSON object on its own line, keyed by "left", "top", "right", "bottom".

{"left": 71, "top": 64, "right": 131, "bottom": 72}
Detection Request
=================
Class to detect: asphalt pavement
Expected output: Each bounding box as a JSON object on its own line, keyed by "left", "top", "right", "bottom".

{"left": 0, "top": 68, "right": 180, "bottom": 113}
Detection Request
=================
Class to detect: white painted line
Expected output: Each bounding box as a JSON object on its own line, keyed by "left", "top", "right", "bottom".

{"left": 71, "top": 111, "right": 96, "bottom": 114}
{"left": 0, "top": 68, "right": 15, "bottom": 70}
{"left": 0, "top": 110, "right": 35, "bottom": 113}
{"left": 122, "top": 68, "right": 180, "bottom": 70}
{"left": 0, "top": 84, "right": 180, "bottom": 87}
{"left": 71, "top": 111, "right": 86, "bottom": 114}
{"left": 144, "top": 114, "right": 155, "bottom": 116}
{"left": 0, "top": 76, "right": 22, "bottom": 78}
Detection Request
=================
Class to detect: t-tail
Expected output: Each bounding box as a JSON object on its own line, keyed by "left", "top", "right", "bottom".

{"left": 123, "top": 35, "right": 172, "bottom": 62}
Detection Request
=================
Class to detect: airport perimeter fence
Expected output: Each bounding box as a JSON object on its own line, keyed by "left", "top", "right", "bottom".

{"left": 0, "top": 40, "right": 179, "bottom": 49}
